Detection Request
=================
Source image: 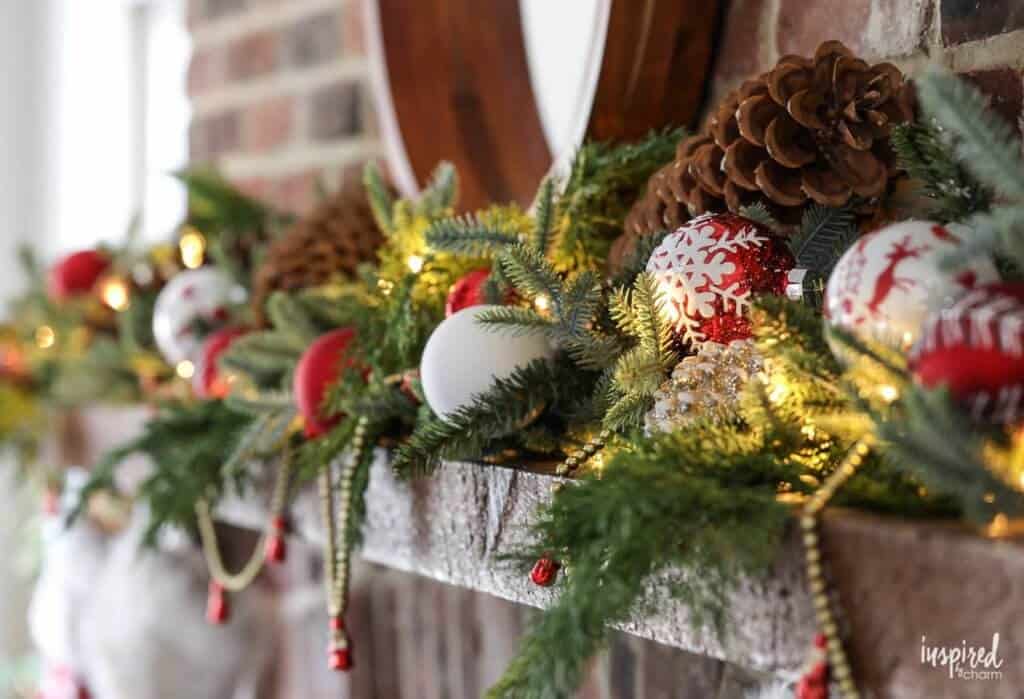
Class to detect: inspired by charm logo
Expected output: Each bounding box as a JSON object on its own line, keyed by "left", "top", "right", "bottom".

{"left": 920, "top": 634, "right": 1004, "bottom": 680}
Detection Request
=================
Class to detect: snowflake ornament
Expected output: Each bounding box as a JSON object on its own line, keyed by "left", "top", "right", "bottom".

{"left": 645, "top": 213, "right": 799, "bottom": 349}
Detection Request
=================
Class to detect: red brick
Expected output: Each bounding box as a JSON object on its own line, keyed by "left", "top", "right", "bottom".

{"left": 227, "top": 31, "right": 278, "bottom": 82}
{"left": 232, "top": 176, "right": 273, "bottom": 202}
{"left": 943, "top": 0, "right": 1024, "bottom": 45}
{"left": 342, "top": 0, "right": 367, "bottom": 56}
{"left": 961, "top": 68, "right": 1024, "bottom": 133}
{"left": 243, "top": 95, "right": 295, "bottom": 152}
{"left": 282, "top": 11, "right": 341, "bottom": 68}
{"left": 187, "top": 46, "right": 224, "bottom": 97}
{"left": 189, "top": 111, "right": 241, "bottom": 162}
{"left": 712, "top": 0, "right": 771, "bottom": 85}
{"left": 309, "top": 81, "right": 363, "bottom": 141}
{"left": 777, "top": 0, "right": 873, "bottom": 57}
{"left": 269, "top": 170, "right": 321, "bottom": 214}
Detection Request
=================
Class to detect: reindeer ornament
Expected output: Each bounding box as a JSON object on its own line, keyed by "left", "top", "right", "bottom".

{"left": 824, "top": 220, "right": 999, "bottom": 358}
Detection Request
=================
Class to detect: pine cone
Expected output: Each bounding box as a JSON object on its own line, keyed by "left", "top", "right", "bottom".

{"left": 626, "top": 41, "right": 914, "bottom": 240}
{"left": 252, "top": 180, "right": 383, "bottom": 324}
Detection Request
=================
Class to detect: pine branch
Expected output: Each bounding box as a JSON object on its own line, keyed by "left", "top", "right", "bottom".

{"left": 265, "top": 292, "right": 321, "bottom": 345}
{"left": 489, "top": 433, "right": 791, "bottom": 698}
{"left": 498, "top": 244, "right": 564, "bottom": 304}
{"left": 418, "top": 162, "right": 458, "bottom": 216}
{"left": 533, "top": 176, "right": 556, "bottom": 256}
{"left": 363, "top": 162, "right": 396, "bottom": 234}
{"left": 916, "top": 71, "right": 1024, "bottom": 200}
{"left": 788, "top": 204, "right": 859, "bottom": 276}
{"left": 425, "top": 214, "right": 519, "bottom": 257}
{"left": 738, "top": 201, "right": 782, "bottom": 233}
{"left": 392, "top": 359, "right": 563, "bottom": 477}
{"left": 475, "top": 306, "right": 557, "bottom": 335}
{"left": 891, "top": 121, "right": 990, "bottom": 221}
{"left": 74, "top": 401, "right": 254, "bottom": 544}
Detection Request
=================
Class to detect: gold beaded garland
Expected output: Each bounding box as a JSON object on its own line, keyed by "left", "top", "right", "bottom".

{"left": 800, "top": 434, "right": 874, "bottom": 699}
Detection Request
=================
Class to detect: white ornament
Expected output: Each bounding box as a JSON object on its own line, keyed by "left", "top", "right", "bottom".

{"left": 152, "top": 267, "right": 245, "bottom": 365}
{"left": 824, "top": 220, "right": 999, "bottom": 351}
{"left": 420, "top": 305, "right": 554, "bottom": 420}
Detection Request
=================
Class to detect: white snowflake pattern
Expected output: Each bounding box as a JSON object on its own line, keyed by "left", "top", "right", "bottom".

{"left": 646, "top": 215, "right": 767, "bottom": 347}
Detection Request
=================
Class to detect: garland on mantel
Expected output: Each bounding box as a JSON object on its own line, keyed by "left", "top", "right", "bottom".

{"left": 4, "top": 39, "right": 1024, "bottom": 697}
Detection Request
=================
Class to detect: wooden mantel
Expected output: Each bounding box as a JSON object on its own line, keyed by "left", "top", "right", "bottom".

{"left": 68, "top": 407, "right": 1024, "bottom": 698}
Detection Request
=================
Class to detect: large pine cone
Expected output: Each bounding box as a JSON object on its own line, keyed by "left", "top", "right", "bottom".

{"left": 625, "top": 41, "right": 914, "bottom": 239}
{"left": 251, "top": 179, "right": 383, "bottom": 324}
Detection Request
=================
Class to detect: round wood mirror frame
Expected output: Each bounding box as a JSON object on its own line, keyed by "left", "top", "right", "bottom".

{"left": 366, "top": 0, "right": 721, "bottom": 210}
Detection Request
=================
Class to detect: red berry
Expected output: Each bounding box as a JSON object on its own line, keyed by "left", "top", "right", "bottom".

{"left": 330, "top": 616, "right": 345, "bottom": 632}
{"left": 530, "top": 555, "right": 560, "bottom": 587}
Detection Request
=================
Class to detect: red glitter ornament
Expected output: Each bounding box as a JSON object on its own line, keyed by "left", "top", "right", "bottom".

{"left": 530, "top": 555, "right": 560, "bottom": 587}
{"left": 196, "top": 326, "right": 248, "bottom": 399}
{"left": 48, "top": 250, "right": 111, "bottom": 301}
{"left": 645, "top": 213, "right": 798, "bottom": 349}
{"left": 293, "top": 328, "right": 357, "bottom": 438}
{"left": 206, "top": 581, "right": 229, "bottom": 624}
{"left": 911, "top": 283, "right": 1024, "bottom": 424}
{"left": 445, "top": 268, "right": 491, "bottom": 317}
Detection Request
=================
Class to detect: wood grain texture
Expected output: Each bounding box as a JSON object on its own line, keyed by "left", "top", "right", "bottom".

{"left": 366, "top": 0, "right": 720, "bottom": 210}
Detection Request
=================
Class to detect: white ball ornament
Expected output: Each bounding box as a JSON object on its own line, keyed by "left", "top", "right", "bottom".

{"left": 152, "top": 267, "right": 246, "bottom": 366}
{"left": 420, "top": 305, "right": 555, "bottom": 420}
{"left": 824, "top": 220, "right": 999, "bottom": 352}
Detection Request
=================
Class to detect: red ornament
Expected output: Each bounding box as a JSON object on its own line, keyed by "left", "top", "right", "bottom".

{"left": 294, "top": 328, "right": 357, "bottom": 438}
{"left": 530, "top": 555, "right": 560, "bottom": 587}
{"left": 265, "top": 516, "right": 288, "bottom": 564}
{"left": 445, "top": 268, "right": 491, "bottom": 317}
{"left": 206, "top": 581, "right": 229, "bottom": 624}
{"left": 48, "top": 250, "right": 111, "bottom": 301}
{"left": 645, "top": 213, "right": 799, "bottom": 349}
{"left": 911, "top": 283, "right": 1024, "bottom": 424}
{"left": 196, "top": 326, "right": 248, "bottom": 399}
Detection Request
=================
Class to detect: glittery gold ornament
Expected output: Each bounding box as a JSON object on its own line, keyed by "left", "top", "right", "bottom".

{"left": 645, "top": 340, "right": 764, "bottom": 433}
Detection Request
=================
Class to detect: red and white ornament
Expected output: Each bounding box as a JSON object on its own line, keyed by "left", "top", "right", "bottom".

{"left": 645, "top": 213, "right": 799, "bottom": 349}
{"left": 48, "top": 249, "right": 111, "bottom": 301}
{"left": 824, "top": 220, "right": 998, "bottom": 352}
{"left": 445, "top": 268, "right": 491, "bottom": 317}
{"left": 152, "top": 267, "right": 245, "bottom": 366}
{"left": 293, "top": 328, "right": 358, "bottom": 438}
{"left": 910, "top": 283, "right": 1024, "bottom": 424}
{"left": 194, "top": 326, "right": 248, "bottom": 399}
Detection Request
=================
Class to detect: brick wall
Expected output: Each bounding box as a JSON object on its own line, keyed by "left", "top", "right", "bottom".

{"left": 186, "top": 0, "right": 378, "bottom": 214}
{"left": 712, "top": 0, "right": 1024, "bottom": 129}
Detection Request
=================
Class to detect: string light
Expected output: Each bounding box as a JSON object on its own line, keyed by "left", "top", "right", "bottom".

{"left": 407, "top": 255, "right": 424, "bottom": 273}
{"left": 534, "top": 295, "right": 551, "bottom": 312}
{"left": 877, "top": 384, "right": 899, "bottom": 403}
{"left": 176, "top": 360, "right": 195, "bottom": 379}
{"left": 179, "top": 228, "right": 207, "bottom": 269}
{"left": 99, "top": 276, "right": 130, "bottom": 312}
{"left": 35, "top": 326, "right": 55, "bottom": 349}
